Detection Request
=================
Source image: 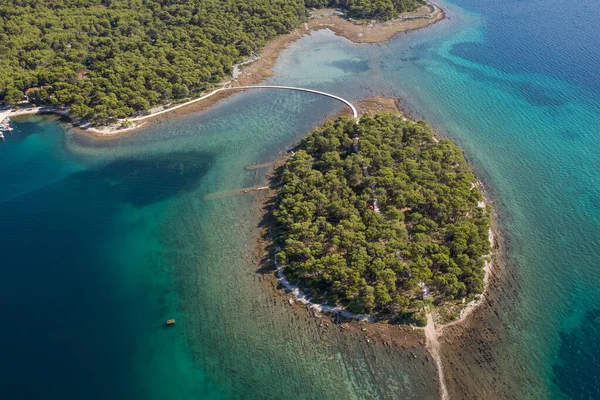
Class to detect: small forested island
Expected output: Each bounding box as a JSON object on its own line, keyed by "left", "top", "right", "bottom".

{"left": 0, "top": 0, "right": 423, "bottom": 124}
{"left": 274, "top": 114, "right": 491, "bottom": 325}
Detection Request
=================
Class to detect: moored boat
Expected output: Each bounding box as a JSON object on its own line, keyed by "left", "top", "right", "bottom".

{"left": 0, "top": 118, "right": 13, "bottom": 132}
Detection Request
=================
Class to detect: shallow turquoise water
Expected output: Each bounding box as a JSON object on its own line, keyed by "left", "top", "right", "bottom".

{"left": 2, "top": 0, "right": 600, "bottom": 398}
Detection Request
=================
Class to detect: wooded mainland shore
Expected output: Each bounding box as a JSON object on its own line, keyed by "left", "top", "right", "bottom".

{"left": 0, "top": 0, "right": 442, "bottom": 136}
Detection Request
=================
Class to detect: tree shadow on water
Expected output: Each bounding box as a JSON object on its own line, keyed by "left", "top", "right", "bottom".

{"left": 80, "top": 151, "right": 215, "bottom": 207}
{"left": 255, "top": 163, "right": 285, "bottom": 276}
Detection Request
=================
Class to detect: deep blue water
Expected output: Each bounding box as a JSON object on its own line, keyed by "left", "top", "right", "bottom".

{"left": 0, "top": 120, "right": 194, "bottom": 399}
{"left": 453, "top": 0, "right": 600, "bottom": 95}
{"left": 2, "top": 0, "right": 600, "bottom": 398}
{"left": 424, "top": 1, "right": 600, "bottom": 397}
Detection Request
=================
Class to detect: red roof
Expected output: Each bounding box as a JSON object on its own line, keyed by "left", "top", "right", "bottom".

{"left": 25, "top": 87, "right": 41, "bottom": 95}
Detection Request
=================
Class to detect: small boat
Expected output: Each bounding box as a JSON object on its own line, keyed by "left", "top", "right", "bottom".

{"left": 0, "top": 132, "right": 4, "bottom": 139}
{"left": 165, "top": 319, "right": 176, "bottom": 326}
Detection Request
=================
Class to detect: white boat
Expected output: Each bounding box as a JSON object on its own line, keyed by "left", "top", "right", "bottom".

{"left": 0, "top": 132, "right": 4, "bottom": 139}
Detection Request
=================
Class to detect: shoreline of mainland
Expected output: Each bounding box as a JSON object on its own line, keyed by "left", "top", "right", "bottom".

{"left": 2, "top": 3, "right": 444, "bottom": 139}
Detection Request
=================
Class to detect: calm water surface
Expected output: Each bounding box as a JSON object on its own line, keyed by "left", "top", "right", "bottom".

{"left": 1, "top": 0, "right": 599, "bottom": 398}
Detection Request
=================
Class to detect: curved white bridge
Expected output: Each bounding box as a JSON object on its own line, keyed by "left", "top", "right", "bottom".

{"left": 131, "top": 84, "right": 358, "bottom": 122}
{"left": 225, "top": 85, "right": 358, "bottom": 121}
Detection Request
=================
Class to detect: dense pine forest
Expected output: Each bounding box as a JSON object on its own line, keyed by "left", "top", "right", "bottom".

{"left": 304, "top": 0, "right": 423, "bottom": 19}
{"left": 274, "top": 115, "right": 490, "bottom": 324}
{"left": 0, "top": 0, "right": 422, "bottom": 123}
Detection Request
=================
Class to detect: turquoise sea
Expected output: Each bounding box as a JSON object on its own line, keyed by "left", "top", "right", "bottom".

{"left": 2, "top": 0, "right": 600, "bottom": 398}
